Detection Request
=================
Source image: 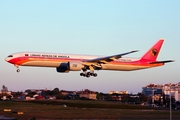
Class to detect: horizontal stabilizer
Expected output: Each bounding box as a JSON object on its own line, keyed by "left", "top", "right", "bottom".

{"left": 149, "top": 60, "right": 174, "bottom": 64}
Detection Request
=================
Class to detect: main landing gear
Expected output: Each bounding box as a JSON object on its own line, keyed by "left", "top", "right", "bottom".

{"left": 80, "top": 67, "right": 97, "bottom": 78}
{"left": 80, "top": 72, "right": 97, "bottom": 78}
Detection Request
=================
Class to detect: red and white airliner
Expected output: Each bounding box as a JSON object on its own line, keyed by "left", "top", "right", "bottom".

{"left": 5, "top": 39, "right": 173, "bottom": 77}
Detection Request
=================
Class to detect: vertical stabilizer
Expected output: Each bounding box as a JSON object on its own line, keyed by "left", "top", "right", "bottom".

{"left": 141, "top": 39, "right": 164, "bottom": 61}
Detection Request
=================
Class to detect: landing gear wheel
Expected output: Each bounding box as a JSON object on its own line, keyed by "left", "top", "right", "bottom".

{"left": 17, "top": 69, "right": 20, "bottom": 72}
{"left": 87, "top": 72, "right": 91, "bottom": 76}
{"left": 80, "top": 73, "right": 83, "bottom": 76}
{"left": 86, "top": 74, "right": 90, "bottom": 78}
{"left": 93, "top": 73, "right": 97, "bottom": 77}
{"left": 90, "top": 73, "right": 93, "bottom": 76}
{"left": 80, "top": 68, "right": 98, "bottom": 77}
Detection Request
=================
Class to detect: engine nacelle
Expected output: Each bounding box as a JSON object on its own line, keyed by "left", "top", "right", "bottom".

{"left": 56, "top": 61, "right": 83, "bottom": 73}
{"left": 56, "top": 63, "right": 70, "bottom": 73}
{"left": 69, "top": 61, "right": 83, "bottom": 71}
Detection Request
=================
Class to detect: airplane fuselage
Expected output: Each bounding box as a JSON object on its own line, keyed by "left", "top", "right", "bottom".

{"left": 6, "top": 52, "right": 163, "bottom": 71}
{"left": 5, "top": 39, "right": 173, "bottom": 77}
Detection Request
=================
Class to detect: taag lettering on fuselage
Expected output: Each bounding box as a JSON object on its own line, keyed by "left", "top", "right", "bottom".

{"left": 30, "top": 54, "right": 69, "bottom": 58}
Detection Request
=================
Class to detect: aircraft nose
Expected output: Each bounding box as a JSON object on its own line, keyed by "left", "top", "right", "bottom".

{"left": 5, "top": 57, "right": 10, "bottom": 62}
{"left": 5, "top": 55, "right": 13, "bottom": 62}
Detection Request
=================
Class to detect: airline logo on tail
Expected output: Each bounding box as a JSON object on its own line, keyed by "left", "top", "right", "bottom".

{"left": 151, "top": 48, "right": 158, "bottom": 57}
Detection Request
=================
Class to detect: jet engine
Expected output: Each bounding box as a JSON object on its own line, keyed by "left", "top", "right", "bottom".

{"left": 56, "top": 61, "right": 83, "bottom": 73}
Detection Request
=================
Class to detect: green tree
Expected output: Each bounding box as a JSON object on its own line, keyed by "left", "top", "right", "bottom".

{"left": 1, "top": 85, "right": 8, "bottom": 94}
{"left": 27, "top": 92, "right": 36, "bottom": 97}
{"left": 52, "top": 88, "right": 60, "bottom": 95}
{"left": 138, "top": 93, "right": 148, "bottom": 103}
{"left": 52, "top": 88, "right": 64, "bottom": 99}
{"left": 96, "top": 92, "right": 105, "bottom": 100}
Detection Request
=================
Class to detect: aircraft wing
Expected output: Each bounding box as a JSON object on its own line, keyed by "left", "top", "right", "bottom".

{"left": 84, "top": 50, "right": 138, "bottom": 64}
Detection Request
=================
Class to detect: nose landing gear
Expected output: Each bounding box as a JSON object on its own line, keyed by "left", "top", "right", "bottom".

{"left": 15, "top": 65, "right": 20, "bottom": 73}
{"left": 16, "top": 69, "right": 20, "bottom": 72}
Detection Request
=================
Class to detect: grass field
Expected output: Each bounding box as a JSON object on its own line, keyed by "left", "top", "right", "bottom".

{"left": 0, "top": 100, "right": 180, "bottom": 119}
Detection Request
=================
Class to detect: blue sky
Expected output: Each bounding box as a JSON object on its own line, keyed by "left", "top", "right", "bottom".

{"left": 0, "top": 0, "right": 179, "bottom": 93}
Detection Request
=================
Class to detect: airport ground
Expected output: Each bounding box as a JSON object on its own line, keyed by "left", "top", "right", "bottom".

{"left": 0, "top": 100, "right": 180, "bottom": 120}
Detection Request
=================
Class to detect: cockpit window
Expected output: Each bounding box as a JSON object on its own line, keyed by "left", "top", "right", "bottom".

{"left": 8, "top": 55, "right": 13, "bottom": 57}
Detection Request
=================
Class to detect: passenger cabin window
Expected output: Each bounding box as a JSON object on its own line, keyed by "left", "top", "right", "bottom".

{"left": 8, "top": 55, "right": 13, "bottom": 57}
{"left": 25, "top": 54, "right": 29, "bottom": 56}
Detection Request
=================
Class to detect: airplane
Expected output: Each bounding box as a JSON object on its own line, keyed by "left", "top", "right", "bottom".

{"left": 5, "top": 39, "right": 174, "bottom": 78}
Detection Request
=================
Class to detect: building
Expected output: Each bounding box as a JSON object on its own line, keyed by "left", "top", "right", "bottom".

{"left": 61, "top": 90, "right": 77, "bottom": 96}
{"left": 142, "top": 84, "right": 163, "bottom": 97}
{"left": 120, "top": 91, "right": 128, "bottom": 94}
{"left": 109, "top": 91, "right": 118, "bottom": 94}
{"left": 142, "top": 83, "right": 180, "bottom": 101}
{"left": 110, "top": 91, "right": 128, "bottom": 94}
{"left": 111, "top": 95, "right": 122, "bottom": 101}
{"left": 0, "top": 89, "right": 13, "bottom": 100}
{"left": 79, "top": 89, "right": 97, "bottom": 100}
{"left": 163, "top": 83, "right": 180, "bottom": 101}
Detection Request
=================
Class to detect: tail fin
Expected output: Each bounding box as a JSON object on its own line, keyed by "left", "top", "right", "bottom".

{"left": 140, "top": 39, "right": 164, "bottom": 61}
